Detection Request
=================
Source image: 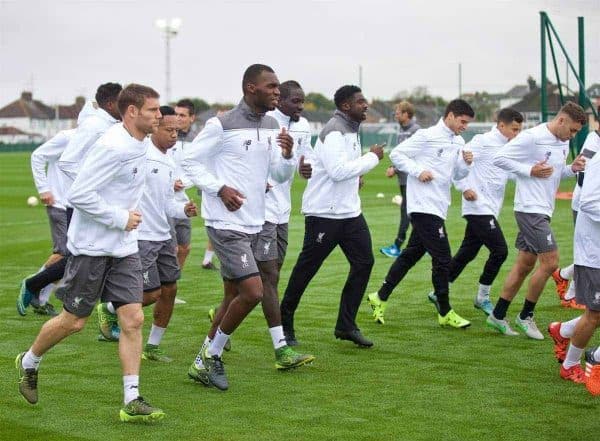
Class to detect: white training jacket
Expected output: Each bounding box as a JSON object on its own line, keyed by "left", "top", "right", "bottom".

{"left": 67, "top": 123, "right": 148, "bottom": 257}
{"left": 453, "top": 126, "right": 510, "bottom": 218}
{"left": 30, "top": 129, "right": 75, "bottom": 210}
{"left": 182, "top": 99, "right": 296, "bottom": 234}
{"left": 168, "top": 133, "right": 195, "bottom": 203}
{"left": 301, "top": 110, "right": 379, "bottom": 219}
{"left": 575, "top": 150, "right": 600, "bottom": 269}
{"left": 58, "top": 102, "right": 118, "bottom": 186}
{"left": 138, "top": 141, "right": 188, "bottom": 242}
{"left": 390, "top": 118, "right": 471, "bottom": 220}
{"left": 493, "top": 123, "right": 574, "bottom": 218}
{"left": 265, "top": 108, "right": 313, "bottom": 224}
{"left": 572, "top": 131, "right": 600, "bottom": 212}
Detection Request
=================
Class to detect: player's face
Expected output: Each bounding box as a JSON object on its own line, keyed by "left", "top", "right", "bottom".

{"left": 134, "top": 97, "right": 161, "bottom": 135}
{"left": 555, "top": 115, "right": 582, "bottom": 142}
{"left": 278, "top": 88, "right": 305, "bottom": 122}
{"left": 154, "top": 115, "right": 179, "bottom": 150}
{"left": 446, "top": 112, "right": 472, "bottom": 135}
{"left": 175, "top": 106, "right": 194, "bottom": 132}
{"left": 395, "top": 109, "right": 410, "bottom": 125}
{"left": 252, "top": 71, "right": 281, "bottom": 112}
{"left": 346, "top": 93, "right": 369, "bottom": 122}
{"left": 498, "top": 120, "right": 523, "bottom": 140}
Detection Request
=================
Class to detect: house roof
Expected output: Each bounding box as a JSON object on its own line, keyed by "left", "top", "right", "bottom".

{"left": 0, "top": 126, "right": 28, "bottom": 135}
{"left": 587, "top": 83, "right": 600, "bottom": 98}
{"left": 510, "top": 85, "right": 575, "bottom": 113}
{"left": 0, "top": 92, "right": 84, "bottom": 119}
{"left": 504, "top": 85, "right": 530, "bottom": 98}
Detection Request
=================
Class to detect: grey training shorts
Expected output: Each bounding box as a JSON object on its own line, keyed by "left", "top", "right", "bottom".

{"left": 169, "top": 217, "right": 192, "bottom": 246}
{"left": 46, "top": 206, "right": 68, "bottom": 255}
{"left": 574, "top": 265, "right": 600, "bottom": 311}
{"left": 514, "top": 211, "right": 557, "bottom": 254}
{"left": 255, "top": 221, "right": 289, "bottom": 265}
{"left": 139, "top": 239, "right": 180, "bottom": 292}
{"left": 55, "top": 253, "right": 143, "bottom": 317}
{"left": 206, "top": 227, "right": 260, "bottom": 282}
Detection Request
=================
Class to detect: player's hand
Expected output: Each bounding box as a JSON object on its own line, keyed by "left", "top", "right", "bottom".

{"left": 385, "top": 166, "right": 396, "bottom": 178}
{"left": 299, "top": 155, "right": 312, "bottom": 179}
{"left": 39, "top": 191, "right": 55, "bottom": 206}
{"left": 463, "top": 189, "right": 477, "bottom": 201}
{"left": 418, "top": 170, "right": 434, "bottom": 182}
{"left": 184, "top": 201, "right": 198, "bottom": 217}
{"left": 277, "top": 127, "right": 293, "bottom": 159}
{"left": 218, "top": 185, "right": 245, "bottom": 211}
{"left": 570, "top": 154, "right": 586, "bottom": 173}
{"left": 530, "top": 159, "right": 553, "bottom": 178}
{"left": 359, "top": 176, "right": 365, "bottom": 190}
{"left": 462, "top": 150, "right": 474, "bottom": 165}
{"left": 370, "top": 144, "right": 384, "bottom": 160}
{"left": 174, "top": 179, "right": 185, "bottom": 192}
{"left": 126, "top": 210, "right": 142, "bottom": 231}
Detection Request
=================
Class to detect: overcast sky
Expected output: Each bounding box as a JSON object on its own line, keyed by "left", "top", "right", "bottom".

{"left": 0, "top": 0, "right": 598, "bottom": 107}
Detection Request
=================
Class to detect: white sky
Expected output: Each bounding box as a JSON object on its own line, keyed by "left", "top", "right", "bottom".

{"left": 0, "top": 0, "right": 598, "bottom": 106}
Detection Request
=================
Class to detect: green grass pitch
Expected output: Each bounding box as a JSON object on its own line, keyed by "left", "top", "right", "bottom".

{"left": 0, "top": 152, "right": 597, "bottom": 441}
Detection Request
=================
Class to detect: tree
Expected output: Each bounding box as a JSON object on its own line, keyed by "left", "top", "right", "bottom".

{"left": 305, "top": 92, "right": 335, "bottom": 111}
{"left": 189, "top": 98, "right": 210, "bottom": 113}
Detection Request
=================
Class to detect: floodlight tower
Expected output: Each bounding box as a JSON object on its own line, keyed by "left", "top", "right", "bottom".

{"left": 155, "top": 17, "right": 182, "bottom": 103}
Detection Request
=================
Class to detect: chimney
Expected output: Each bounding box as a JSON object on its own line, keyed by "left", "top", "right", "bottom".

{"left": 21, "top": 91, "right": 33, "bottom": 101}
{"left": 527, "top": 76, "right": 537, "bottom": 91}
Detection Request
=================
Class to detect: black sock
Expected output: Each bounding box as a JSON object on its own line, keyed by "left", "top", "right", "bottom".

{"left": 378, "top": 282, "right": 393, "bottom": 301}
{"left": 492, "top": 298, "right": 511, "bottom": 320}
{"left": 519, "top": 300, "right": 536, "bottom": 320}
{"left": 436, "top": 292, "right": 451, "bottom": 316}
{"left": 25, "top": 258, "right": 67, "bottom": 294}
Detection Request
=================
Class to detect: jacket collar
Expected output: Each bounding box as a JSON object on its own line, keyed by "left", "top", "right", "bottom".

{"left": 437, "top": 118, "right": 456, "bottom": 137}
{"left": 273, "top": 107, "right": 291, "bottom": 127}
{"left": 334, "top": 110, "right": 361, "bottom": 133}
{"left": 238, "top": 98, "right": 265, "bottom": 122}
{"left": 491, "top": 125, "right": 508, "bottom": 144}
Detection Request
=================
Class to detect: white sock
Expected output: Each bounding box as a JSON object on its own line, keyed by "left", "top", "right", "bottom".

{"left": 477, "top": 284, "right": 491, "bottom": 301}
{"left": 147, "top": 324, "right": 166, "bottom": 346}
{"left": 123, "top": 375, "right": 139, "bottom": 405}
{"left": 38, "top": 282, "right": 55, "bottom": 305}
{"left": 269, "top": 326, "right": 287, "bottom": 349}
{"left": 194, "top": 336, "right": 211, "bottom": 368}
{"left": 22, "top": 349, "right": 42, "bottom": 370}
{"left": 559, "top": 316, "right": 581, "bottom": 338}
{"left": 563, "top": 344, "right": 584, "bottom": 369}
{"left": 564, "top": 280, "right": 576, "bottom": 300}
{"left": 203, "top": 250, "right": 215, "bottom": 265}
{"left": 208, "top": 328, "right": 230, "bottom": 358}
{"left": 106, "top": 302, "right": 116, "bottom": 314}
{"left": 560, "top": 264, "right": 575, "bottom": 280}
{"left": 594, "top": 347, "right": 600, "bottom": 360}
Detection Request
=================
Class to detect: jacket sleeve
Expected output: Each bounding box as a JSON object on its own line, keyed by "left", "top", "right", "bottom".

{"left": 390, "top": 130, "right": 427, "bottom": 178}
{"left": 31, "top": 132, "right": 68, "bottom": 193}
{"left": 67, "top": 145, "right": 129, "bottom": 230}
{"left": 181, "top": 118, "right": 226, "bottom": 196}
{"left": 579, "top": 158, "right": 600, "bottom": 222}
{"left": 493, "top": 133, "right": 534, "bottom": 177}
{"left": 452, "top": 147, "right": 472, "bottom": 181}
{"left": 58, "top": 119, "right": 104, "bottom": 180}
{"left": 317, "top": 131, "right": 379, "bottom": 182}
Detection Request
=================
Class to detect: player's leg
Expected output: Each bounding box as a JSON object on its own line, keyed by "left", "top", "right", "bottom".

{"left": 280, "top": 216, "right": 339, "bottom": 343}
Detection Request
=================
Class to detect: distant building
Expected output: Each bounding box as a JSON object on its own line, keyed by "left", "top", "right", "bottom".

{"left": 0, "top": 91, "right": 84, "bottom": 142}
{"left": 499, "top": 85, "right": 530, "bottom": 110}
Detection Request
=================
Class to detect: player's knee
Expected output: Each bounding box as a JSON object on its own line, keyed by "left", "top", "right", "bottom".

{"left": 59, "top": 313, "right": 87, "bottom": 333}
{"left": 492, "top": 245, "right": 509, "bottom": 263}
{"left": 120, "top": 308, "right": 144, "bottom": 332}
{"left": 179, "top": 244, "right": 191, "bottom": 255}
{"left": 587, "top": 310, "right": 600, "bottom": 327}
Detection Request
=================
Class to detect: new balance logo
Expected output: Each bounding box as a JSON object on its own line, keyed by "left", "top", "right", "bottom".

{"left": 132, "top": 167, "right": 138, "bottom": 175}
{"left": 490, "top": 219, "right": 496, "bottom": 230}
{"left": 263, "top": 241, "right": 271, "bottom": 255}
{"left": 241, "top": 253, "right": 249, "bottom": 268}
{"left": 438, "top": 227, "right": 445, "bottom": 238}
{"left": 437, "top": 148, "right": 443, "bottom": 157}
{"left": 71, "top": 296, "right": 82, "bottom": 310}
{"left": 243, "top": 139, "right": 252, "bottom": 150}
{"left": 544, "top": 151, "right": 552, "bottom": 161}
{"left": 316, "top": 232, "right": 325, "bottom": 243}
{"left": 151, "top": 168, "right": 159, "bottom": 174}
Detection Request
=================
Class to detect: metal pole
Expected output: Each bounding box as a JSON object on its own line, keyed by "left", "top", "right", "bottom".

{"left": 165, "top": 33, "right": 171, "bottom": 104}
{"left": 547, "top": 25, "right": 564, "bottom": 104}
{"left": 540, "top": 12, "right": 548, "bottom": 123}
{"left": 576, "top": 16, "right": 588, "bottom": 151}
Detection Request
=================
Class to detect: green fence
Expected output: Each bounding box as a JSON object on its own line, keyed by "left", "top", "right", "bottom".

{"left": 0, "top": 143, "right": 40, "bottom": 152}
